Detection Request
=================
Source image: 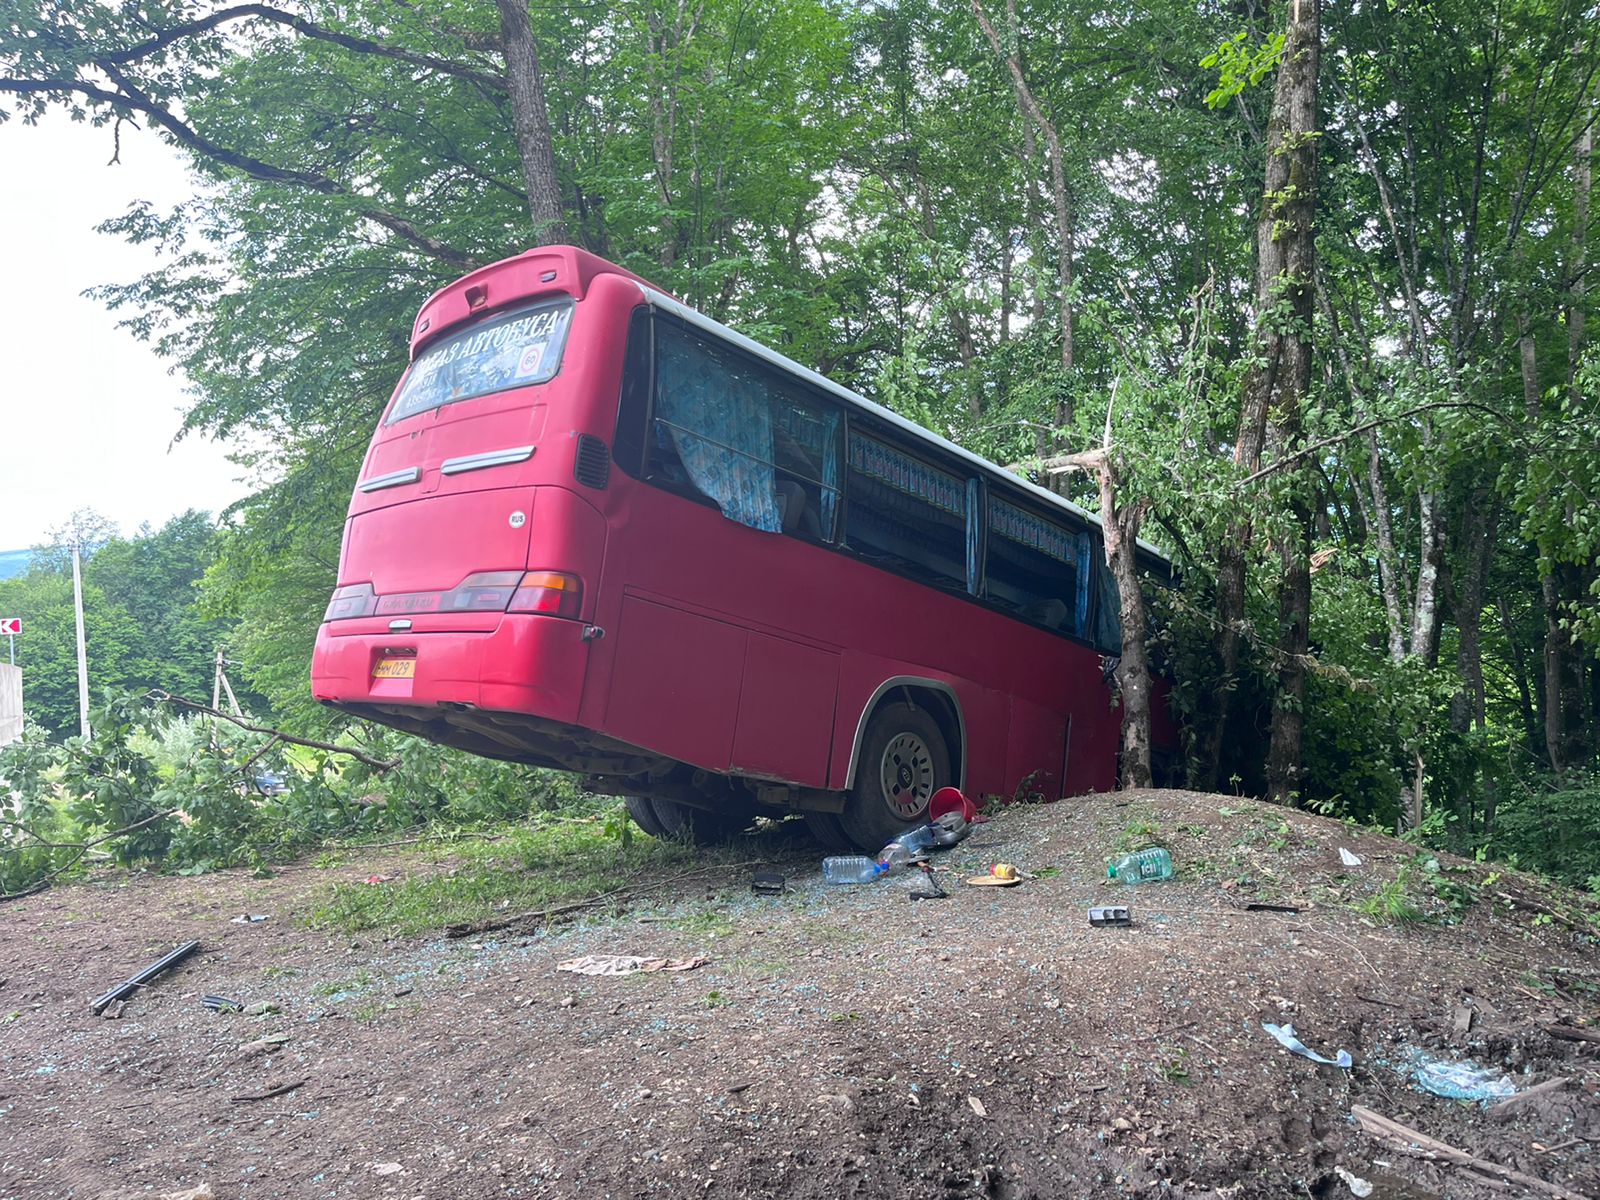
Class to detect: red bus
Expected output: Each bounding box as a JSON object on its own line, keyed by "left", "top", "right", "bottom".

{"left": 310, "top": 246, "right": 1175, "bottom": 851}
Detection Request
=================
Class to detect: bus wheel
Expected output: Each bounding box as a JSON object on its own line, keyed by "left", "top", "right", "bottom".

{"left": 624, "top": 796, "right": 670, "bottom": 839}
{"left": 840, "top": 702, "right": 950, "bottom": 851}
{"left": 651, "top": 797, "right": 750, "bottom": 845}
{"left": 804, "top": 811, "right": 857, "bottom": 853}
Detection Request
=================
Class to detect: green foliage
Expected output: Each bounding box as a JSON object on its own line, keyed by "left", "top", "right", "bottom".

{"left": 0, "top": 689, "right": 579, "bottom": 893}
{"left": 1488, "top": 774, "right": 1600, "bottom": 888}
{"left": 1200, "top": 31, "right": 1287, "bottom": 110}
{"left": 0, "top": 510, "right": 234, "bottom": 737}
{"left": 1354, "top": 866, "right": 1426, "bottom": 924}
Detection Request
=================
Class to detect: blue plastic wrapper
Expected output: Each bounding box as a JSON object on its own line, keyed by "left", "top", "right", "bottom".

{"left": 1262, "top": 1022, "right": 1354, "bottom": 1068}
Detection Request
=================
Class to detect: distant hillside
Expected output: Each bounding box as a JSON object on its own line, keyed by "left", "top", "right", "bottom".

{"left": 0, "top": 549, "right": 30, "bottom": 580}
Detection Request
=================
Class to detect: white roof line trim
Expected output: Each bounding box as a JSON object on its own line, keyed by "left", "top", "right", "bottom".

{"left": 635, "top": 285, "right": 1168, "bottom": 562}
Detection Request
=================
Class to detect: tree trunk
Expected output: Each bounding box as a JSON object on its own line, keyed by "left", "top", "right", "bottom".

{"left": 495, "top": 0, "right": 568, "bottom": 243}
{"left": 1202, "top": 0, "right": 1320, "bottom": 792}
{"left": 1519, "top": 320, "right": 1585, "bottom": 770}
{"left": 1266, "top": 493, "right": 1313, "bottom": 804}
{"left": 1410, "top": 487, "right": 1445, "bottom": 665}
{"left": 1569, "top": 102, "right": 1591, "bottom": 401}
{"left": 972, "top": 0, "right": 1074, "bottom": 398}
{"left": 1451, "top": 494, "right": 1495, "bottom": 734}
{"left": 1365, "top": 431, "right": 1408, "bottom": 662}
{"left": 1042, "top": 439, "right": 1151, "bottom": 790}
{"left": 1498, "top": 594, "right": 1542, "bottom": 756}
{"left": 1099, "top": 468, "right": 1153, "bottom": 791}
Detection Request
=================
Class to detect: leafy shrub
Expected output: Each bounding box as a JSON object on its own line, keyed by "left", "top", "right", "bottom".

{"left": 0, "top": 689, "right": 584, "bottom": 893}
{"left": 1488, "top": 772, "right": 1600, "bottom": 887}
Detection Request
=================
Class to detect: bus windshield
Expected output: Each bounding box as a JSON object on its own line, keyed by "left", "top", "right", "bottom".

{"left": 388, "top": 298, "right": 574, "bottom": 423}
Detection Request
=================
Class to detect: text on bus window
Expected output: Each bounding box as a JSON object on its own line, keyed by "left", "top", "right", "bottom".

{"left": 389, "top": 299, "right": 574, "bottom": 424}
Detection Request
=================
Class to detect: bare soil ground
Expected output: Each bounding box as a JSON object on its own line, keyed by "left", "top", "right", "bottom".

{"left": 3, "top": 789, "right": 1599, "bottom": 1200}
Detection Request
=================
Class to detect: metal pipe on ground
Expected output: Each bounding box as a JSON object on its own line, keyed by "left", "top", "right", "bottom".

{"left": 90, "top": 940, "right": 201, "bottom": 1015}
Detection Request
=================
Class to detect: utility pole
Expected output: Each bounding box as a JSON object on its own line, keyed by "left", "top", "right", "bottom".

{"left": 71, "top": 540, "right": 90, "bottom": 740}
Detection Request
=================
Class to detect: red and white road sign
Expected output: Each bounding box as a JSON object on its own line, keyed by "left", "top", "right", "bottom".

{"left": 0, "top": 619, "right": 19, "bottom": 635}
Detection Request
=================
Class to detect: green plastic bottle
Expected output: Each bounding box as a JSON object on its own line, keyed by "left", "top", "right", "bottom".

{"left": 1107, "top": 847, "right": 1174, "bottom": 884}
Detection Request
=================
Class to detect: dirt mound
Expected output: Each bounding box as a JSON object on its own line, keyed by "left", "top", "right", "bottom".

{"left": 2, "top": 789, "right": 1597, "bottom": 1198}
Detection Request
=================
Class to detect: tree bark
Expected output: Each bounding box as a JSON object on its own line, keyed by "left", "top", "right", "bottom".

{"left": 1569, "top": 101, "right": 1591, "bottom": 402}
{"left": 973, "top": 0, "right": 1074, "bottom": 392}
{"left": 1409, "top": 487, "right": 1445, "bottom": 665}
{"left": 1365, "top": 431, "right": 1408, "bottom": 662}
{"left": 1040, "top": 438, "right": 1152, "bottom": 790}
{"left": 1498, "top": 594, "right": 1542, "bottom": 757}
{"left": 1266, "top": 491, "right": 1313, "bottom": 804}
{"left": 1202, "top": 0, "right": 1320, "bottom": 792}
{"left": 1450, "top": 494, "right": 1496, "bottom": 734}
{"left": 495, "top": 0, "right": 568, "bottom": 243}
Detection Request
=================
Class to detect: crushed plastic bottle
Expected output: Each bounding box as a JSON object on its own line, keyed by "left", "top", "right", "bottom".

{"left": 822, "top": 855, "right": 888, "bottom": 884}
{"left": 1107, "top": 847, "right": 1174, "bottom": 884}
{"left": 1406, "top": 1049, "right": 1516, "bottom": 1103}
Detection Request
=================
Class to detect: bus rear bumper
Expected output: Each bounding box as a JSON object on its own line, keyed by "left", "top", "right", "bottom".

{"left": 310, "top": 614, "right": 588, "bottom": 723}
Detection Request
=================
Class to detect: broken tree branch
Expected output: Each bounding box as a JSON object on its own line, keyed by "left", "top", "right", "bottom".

{"left": 1350, "top": 1104, "right": 1587, "bottom": 1199}
{"left": 145, "top": 692, "right": 401, "bottom": 771}
{"left": 0, "top": 807, "right": 183, "bottom": 902}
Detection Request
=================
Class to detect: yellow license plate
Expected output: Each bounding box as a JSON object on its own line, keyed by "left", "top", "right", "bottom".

{"left": 373, "top": 657, "right": 416, "bottom": 679}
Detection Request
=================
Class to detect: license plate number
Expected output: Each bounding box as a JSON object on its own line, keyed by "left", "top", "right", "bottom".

{"left": 373, "top": 657, "right": 416, "bottom": 679}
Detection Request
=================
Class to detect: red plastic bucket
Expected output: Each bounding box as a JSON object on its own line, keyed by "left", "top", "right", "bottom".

{"left": 929, "top": 787, "right": 980, "bottom": 824}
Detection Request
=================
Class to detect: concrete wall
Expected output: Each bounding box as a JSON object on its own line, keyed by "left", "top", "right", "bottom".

{"left": 0, "top": 664, "right": 21, "bottom": 747}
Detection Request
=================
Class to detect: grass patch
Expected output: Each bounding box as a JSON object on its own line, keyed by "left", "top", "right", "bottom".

{"left": 1116, "top": 817, "right": 1164, "bottom": 852}
{"left": 670, "top": 905, "right": 738, "bottom": 938}
{"left": 1354, "top": 866, "right": 1426, "bottom": 924}
{"left": 305, "top": 815, "right": 724, "bottom": 937}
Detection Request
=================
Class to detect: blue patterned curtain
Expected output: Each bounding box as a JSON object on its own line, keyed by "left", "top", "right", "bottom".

{"left": 1095, "top": 557, "right": 1123, "bottom": 652}
{"left": 818, "top": 413, "right": 841, "bottom": 538}
{"left": 1075, "top": 536, "right": 1094, "bottom": 635}
{"left": 655, "top": 337, "right": 782, "bottom": 533}
{"left": 966, "top": 478, "right": 983, "bottom": 595}
{"left": 849, "top": 437, "right": 967, "bottom": 514}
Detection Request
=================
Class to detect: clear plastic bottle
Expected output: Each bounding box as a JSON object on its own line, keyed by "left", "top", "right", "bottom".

{"left": 822, "top": 855, "right": 889, "bottom": 884}
{"left": 893, "top": 824, "right": 936, "bottom": 855}
{"left": 1107, "top": 847, "right": 1174, "bottom": 884}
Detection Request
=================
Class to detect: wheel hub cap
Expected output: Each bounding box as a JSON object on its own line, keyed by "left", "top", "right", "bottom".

{"left": 880, "top": 732, "right": 934, "bottom": 819}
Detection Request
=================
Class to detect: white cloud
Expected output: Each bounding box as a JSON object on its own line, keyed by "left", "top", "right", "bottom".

{"left": 0, "top": 115, "right": 248, "bottom": 550}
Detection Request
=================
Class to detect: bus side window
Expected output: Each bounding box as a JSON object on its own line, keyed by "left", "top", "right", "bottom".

{"left": 844, "top": 435, "right": 969, "bottom": 593}
{"left": 642, "top": 319, "right": 841, "bottom": 542}
{"left": 612, "top": 308, "right": 654, "bottom": 479}
{"left": 985, "top": 498, "right": 1087, "bottom": 637}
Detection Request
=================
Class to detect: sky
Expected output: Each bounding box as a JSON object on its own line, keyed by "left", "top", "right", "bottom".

{"left": 0, "top": 116, "right": 250, "bottom": 552}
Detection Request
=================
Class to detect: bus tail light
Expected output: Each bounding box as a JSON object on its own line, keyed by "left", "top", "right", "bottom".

{"left": 324, "top": 583, "right": 377, "bottom": 621}
{"left": 441, "top": 571, "right": 525, "bottom": 612}
{"left": 509, "top": 571, "right": 583, "bottom": 618}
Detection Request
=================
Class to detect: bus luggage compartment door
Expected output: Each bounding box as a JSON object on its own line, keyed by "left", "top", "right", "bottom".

{"left": 731, "top": 632, "right": 838, "bottom": 785}
{"left": 605, "top": 595, "right": 746, "bottom": 771}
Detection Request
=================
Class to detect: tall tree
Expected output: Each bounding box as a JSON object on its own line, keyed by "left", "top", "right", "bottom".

{"left": 1202, "top": 0, "right": 1321, "bottom": 800}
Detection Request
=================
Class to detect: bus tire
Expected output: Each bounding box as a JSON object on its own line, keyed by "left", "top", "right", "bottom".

{"left": 624, "top": 795, "right": 670, "bottom": 839}
{"left": 840, "top": 701, "right": 950, "bottom": 851}
{"left": 804, "top": 811, "right": 857, "bottom": 853}
{"left": 650, "top": 796, "right": 750, "bottom": 845}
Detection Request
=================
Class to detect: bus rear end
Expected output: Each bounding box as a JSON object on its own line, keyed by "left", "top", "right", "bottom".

{"left": 310, "top": 246, "right": 650, "bottom": 770}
